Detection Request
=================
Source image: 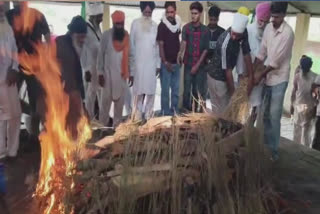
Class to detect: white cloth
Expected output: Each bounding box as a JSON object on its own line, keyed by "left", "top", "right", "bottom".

{"left": 161, "top": 13, "right": 181, "bottom": 33}
{"left": 124, "top": 85, "right": 132, "bottom": 115}
{"left": 294, "top": 120, "right": 315, "bottom": 148}
{"left": 257, "top": 21, "right": 295, "bottom": 86}
{"left": 232, "top": 13, "right": 249, "bottom": 34}
{"left": 0, "top": 25, "right": 21, "bottom": 120}
{"left": 81, "top": 21, "right": 102, "bottom": 119}
{"left": 247, "top": 21, "right": 264, "bottom": 107}
{"left": 97, "top": 29, "right": 127, "bottom": 127}
{"left": 0, "top": 117, "right": 20, "bottom": 158}
{"left": 130, "top": 17, "right": 160, "bottom": 96}
{"left": 133, "top": 94, "right": 155, "bottom": 121}
{"left": 207, "top": 74, "right": 231, "bottom": 116}
{"left": 86, "top": 2, "right": 104, "bottom": 16}
{"left": 315, "top": 75, "right": 320, "bottom": 116}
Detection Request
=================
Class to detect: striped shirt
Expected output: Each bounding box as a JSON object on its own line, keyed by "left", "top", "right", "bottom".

{"left": 208, "top": 28, "right": 250, "bottom": 81}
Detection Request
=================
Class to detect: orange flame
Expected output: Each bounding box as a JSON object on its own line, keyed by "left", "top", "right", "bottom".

{"left": 16, "top": 7, "right": 91, "bottom": 214}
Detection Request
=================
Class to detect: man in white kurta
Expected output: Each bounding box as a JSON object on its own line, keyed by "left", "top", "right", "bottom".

{"left": 247, "top": 2, "right": 271, "bottom": 120}
{"left": 130, "top": 2, "right": 160, "bottom": 121}
{"left": 97, "top": 11, "right": 130, "bottom": 128}
{"left": 0, "top": 5, "right": 21, "bottom": 159}
{"left": 81, "top": 2, "right": 103, "bottom": 120}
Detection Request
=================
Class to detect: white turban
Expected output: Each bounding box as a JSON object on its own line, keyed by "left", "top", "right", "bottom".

{"left": 231, "top": 13, "right": 249, "bottom": 34}
{"left": 86, "top": 2, "right": 104, "bottom": 16}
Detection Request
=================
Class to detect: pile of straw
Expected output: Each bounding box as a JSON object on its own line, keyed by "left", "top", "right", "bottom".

{"left": 224, "top": 78, "right": 250, "bottom": 124}
{"left": 62, "top": 113, "right": 282, "bottom": 214}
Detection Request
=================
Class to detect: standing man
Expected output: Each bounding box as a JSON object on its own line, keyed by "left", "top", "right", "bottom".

{"left": 6, "top": 1, "right": 50, "bottom": 148}
{"left": 207, "top": 12, "right": 252, "bottom": 116}
{"left": 254, "top": 2, "right": 294, "bottom": 160}
{"left": 0, "top": 2, "right": 21, "bottom": 160}
{"left": 130, "top": 2, "right": 160, "bottom": 121}
{"left": 178, "top": 2, "right": 209, "bottom": 113}
{"left": 97, "top": 11, "right": 130, "bottom": 128}
{"left": 56, "top": 16, "right": 87, "bottom": 138}
{"left": 157, "top": 1, "right": 181, "bottom": 116}
{"left": 247, "top": 2, "right": 271, "bottom": 120}
{"left": 291, "top": 56, "right": 317, "bottom": 148}
{"left": 206, "top": 5, "right": 225, "bottom": 64}
{"left": 82, "top": 2, "right": 104, "bottom": 120}
{"left": 312, "top": 75, "right": 320, "bottom": 151}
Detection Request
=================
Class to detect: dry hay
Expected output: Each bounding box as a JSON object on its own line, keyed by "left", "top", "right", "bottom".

{"left": 64, "top": 114, "right": 280, "bottom": 214}
{"left": 224, "top": 78, "right": 250, "bottom": 124}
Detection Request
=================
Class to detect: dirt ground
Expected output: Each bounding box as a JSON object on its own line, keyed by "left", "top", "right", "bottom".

{"left": 1, "top": 134, "right": 320, "bottom": 214}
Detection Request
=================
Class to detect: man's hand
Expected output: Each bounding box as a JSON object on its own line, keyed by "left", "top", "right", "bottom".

{"left": 165, "top": 62, "right": 173, "bottom": 72}
{"left": 98, "top": 74, "right": 105, "bottom": 87}
{"left": 156, "top": 68, "right": 160, "bottom": 78}
{"left": 128, "top": 76, "right": 134, "bottom": 87}
{"left": 247, "top": 79, "right": 253, "bottom": 96}
{"left": 190, "top": 64, "right": 199, "bottom": 75}
{"left": 177, "top": 53, "right": 183, "bottom": 65}
{"left": 290, "top": 105, "right": 294, "bottom": 115}
{"left": 85, "top": 71, "right": 91, "bottom": 82}
{"left": 6, "top": 69, "right": 18, "bottom": 86}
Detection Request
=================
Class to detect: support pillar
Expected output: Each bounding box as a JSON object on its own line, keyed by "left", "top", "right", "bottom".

{"left": 102, "top": 3, "right": 110, "bottom": 31}
{"left": 284, "top": 13, "right": 310, "bottom": 113}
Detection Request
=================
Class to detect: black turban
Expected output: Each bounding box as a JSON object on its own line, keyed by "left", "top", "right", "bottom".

{"left": 271, "top": 2, "right": 288, "bottom": 14}
{"left": 300, "top": 56, "right": 313, "bottom": 73}
{"left": 68, "top": 16, "right": 87, "bottom": 34}
{"left": 140, "top": 1, "right": 156, "bottom": 12}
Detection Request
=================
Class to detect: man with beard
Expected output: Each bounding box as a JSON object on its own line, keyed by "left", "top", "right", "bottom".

{"left": 56, "top": 16, "right": 87, "bottom": 138}
{"left": 206, "top": 5, "right": 225, "bottom": 64}
{"left": 157, "top": 1, "right": 181, "bottom": 116}
{"left": 6, "top": 1, "right": 50, "bottom": 149}
{"left": 130, "top": 2, "right": 160, "bottom": 121}
{"left": 254, "top": 2, "right": 294, "bottom": 161}
{"left": 206, "top": 11, "right": 253, "bottom": 116}
{"left": 97, "top": 11, "right": 130, "bottom": 128}
{"left": 82, "top": 2, "right": 103, "bottom": 120}
{"left": 0, "top": 2, "right": 21, "bottom": 160}
{"left": 247, "top": 2, "right": 271, "bottom": 121}
{"left": 178, "top": 2, "right": 210, "bottom": 113}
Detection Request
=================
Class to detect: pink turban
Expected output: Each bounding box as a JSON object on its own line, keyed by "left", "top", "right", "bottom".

{"left": 256, "top": 2, "right": 271, "bottom": 21}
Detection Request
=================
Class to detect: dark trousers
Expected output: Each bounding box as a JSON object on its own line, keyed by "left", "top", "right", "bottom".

{"left": 182, "top": 66, "right": 208, "bottom": 112}
{"left": 313, "top": 116, "right": 320, "bottom": 151}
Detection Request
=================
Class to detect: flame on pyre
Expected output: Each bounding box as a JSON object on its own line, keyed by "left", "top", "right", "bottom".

{"left": 16, "top": 4, "right": 92, "bottom": 213}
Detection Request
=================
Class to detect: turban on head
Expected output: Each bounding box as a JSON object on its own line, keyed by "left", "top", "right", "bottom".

{"left": 238, "top": 7, "right": 250, "bottom": 16}
{"left": 68, "top": 16, "right": 87, "bottom": 34}
{"left": 256, "top": 2, "right": 271, "bottom": 20}
{"left": 232, "top": 13, "right": 249, "bottom": 34}
{"left": 140, "top": 1, "right": 156, "bottom": 12}
{"left": 300, "top": 56, "right": 313, "bottom": 73}
{"left": 112, "top": 10, "right": 125, "bottom": 23}
{"left": 271, "top": 2, "right": 288, "bottom": 14}
{"left": 86, "top": 2, "right": 104, "bottom": 16}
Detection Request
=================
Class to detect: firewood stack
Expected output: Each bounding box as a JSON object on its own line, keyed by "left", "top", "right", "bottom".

{"left": 66, "top": 114, "right": 269, "bottom": 214}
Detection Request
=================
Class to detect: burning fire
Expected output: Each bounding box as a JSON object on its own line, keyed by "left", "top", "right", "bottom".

{"left": 16, "top": 5, "right": 92, "bottom": 213}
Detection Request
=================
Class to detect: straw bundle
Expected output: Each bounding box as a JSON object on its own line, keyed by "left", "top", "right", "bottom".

{"left": 224, "top": 78, "right": 250, "bottom": 124}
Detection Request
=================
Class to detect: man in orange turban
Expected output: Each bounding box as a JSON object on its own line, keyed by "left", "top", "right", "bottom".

{"left": 97, "top": 10, "right": 131, "bottom": 128}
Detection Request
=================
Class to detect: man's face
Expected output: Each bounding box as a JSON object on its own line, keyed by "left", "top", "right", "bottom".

{"left": 165, "top": 6, "right": 176, "bottom": 22}
{"left": 230, "top": 31, "right": 243, "bottom": 41}
{"left": 208, "top": 16, "right": 219, "bottom": 28}
{"left": 95, "top": 14, "right": 103, "bottom": 25}
{"left": 191, "top": 9, "right": 201, "bottom": 23}
{"left": 113, "top": 22, "right": 125, "bottom": 41}
{"left": 0, "top": 5, "right": 5, "bottom": 22}
{"left": 257, "top": 18, "right": 269, "bottom": 29}
{"left": 271, "top": 13, "right": 284, "bottom": 29}
{"left": 73, "top": 33, "right": 87, "bottom": 47}
{"left": 143, "top": 6, "right": 153, "bottom": 18}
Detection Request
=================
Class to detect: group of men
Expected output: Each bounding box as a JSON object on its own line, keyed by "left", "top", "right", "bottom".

{"left": 1, "top": 1, "right": 320, "bottom": 161}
